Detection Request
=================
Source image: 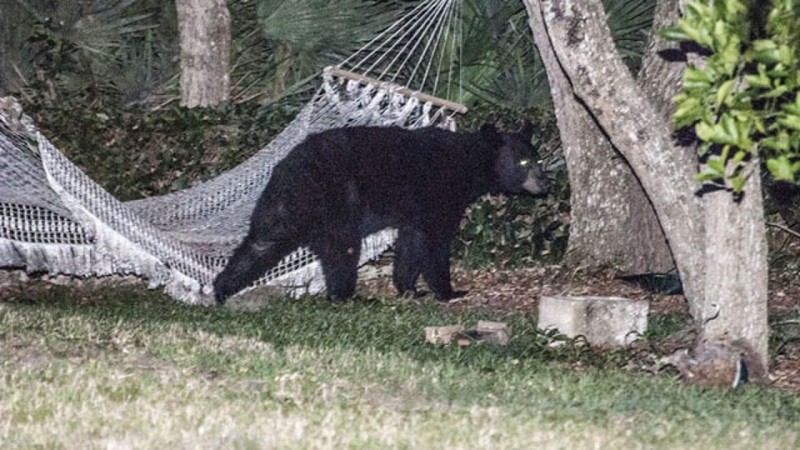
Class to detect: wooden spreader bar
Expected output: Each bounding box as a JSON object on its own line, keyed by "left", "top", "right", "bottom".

{"left": 327, "top": 67, "right": 468, "bottom": 115}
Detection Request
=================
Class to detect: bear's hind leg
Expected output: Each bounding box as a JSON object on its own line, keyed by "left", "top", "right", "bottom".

{"left": 214, "top": 235, "right": 295, "bottom": 304}
{"left": 421, "top": 238, "right": 463, "bottom": 301}
{"left": 392, "top": 226, "right": 425, "bottom": 297}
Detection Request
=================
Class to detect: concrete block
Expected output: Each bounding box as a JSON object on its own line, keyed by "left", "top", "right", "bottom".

{"left": 538, "top": 296, "right": 649, "bottom": 346}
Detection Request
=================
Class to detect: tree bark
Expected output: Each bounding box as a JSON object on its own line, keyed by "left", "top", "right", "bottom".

{"left": 175, "top": 0, "right": 231, "bottom": 107}
{"left": 0, "top": 29, "right": 6, "bottom": 94}
{"left": 524, "top": 0, "right": 769, "bottom": 380}
{"left": 528, "top": 0, "right": 704, "bottom": 304}
{"left": 524, "top": 0, "right": 673, "bottom": 274}
{"left": 701, "top": 172, "right": 769, "bottom": 378}
{"left": 636, "top": 0, "right": 689, "bottom": 128}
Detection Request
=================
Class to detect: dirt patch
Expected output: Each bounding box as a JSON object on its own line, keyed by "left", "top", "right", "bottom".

{"left": 361, "top": 265, "right": 683, "bottom": 315}
{"left": 361, "top": 264, "right": 800, "bottom": 392}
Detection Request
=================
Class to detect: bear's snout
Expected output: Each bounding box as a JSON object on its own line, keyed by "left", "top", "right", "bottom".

{"left": 522, "top": 167, "right": 548, "bottom": 196}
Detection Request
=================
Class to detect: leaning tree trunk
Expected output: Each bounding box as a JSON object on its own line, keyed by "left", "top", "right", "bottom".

{"left": 525, "top": 0, "right": 673, "bottom": 274}
{"left": 524, "top": 0, "right": 769, "bottom": 381}
{"left": 175, "top": 0, "right": 231, "bottom": 107}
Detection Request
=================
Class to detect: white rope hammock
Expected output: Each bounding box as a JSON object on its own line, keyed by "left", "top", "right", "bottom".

{"left": 0, "top": 0, "right": 466, "bottom": 304}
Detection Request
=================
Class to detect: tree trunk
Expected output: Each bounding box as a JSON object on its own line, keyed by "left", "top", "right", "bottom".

{"left": 701, "top": 172, "right": 769, "bottom": 377}
{"left": 0, "top": 30, "right": 6, "bottom": 94}
{"left": 524, "top": 0, "right": 673, "bottom": 275}
{"left": 175, "top": 0, "right": 231, "bottom": 107}
{"left": 524, "top": 0, "right": 769, "bottom": 381}
{"left": 629, "top": 0, "right": 700, "bottom": 274}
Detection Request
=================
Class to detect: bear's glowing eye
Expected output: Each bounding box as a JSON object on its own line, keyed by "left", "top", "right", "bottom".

{"left": 519, "top": 159, "right": 530, "bottom": 167}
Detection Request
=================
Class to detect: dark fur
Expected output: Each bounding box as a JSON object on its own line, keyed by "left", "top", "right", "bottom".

{"left": 214, "top": 124, "right": 547, "bottom": 303}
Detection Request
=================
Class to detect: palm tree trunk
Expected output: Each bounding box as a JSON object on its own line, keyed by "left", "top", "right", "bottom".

{"left": 175, "top": 0, "right": 231, "bottom": 107}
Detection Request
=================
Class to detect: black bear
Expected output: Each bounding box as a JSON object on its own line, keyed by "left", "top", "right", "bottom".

{"left": 213, "top": 123, "right": 548, "bottom": 303}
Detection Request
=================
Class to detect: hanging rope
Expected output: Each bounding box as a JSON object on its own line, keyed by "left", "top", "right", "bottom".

{"left": 340, "top": 0, "right": 463, "bottom": 102}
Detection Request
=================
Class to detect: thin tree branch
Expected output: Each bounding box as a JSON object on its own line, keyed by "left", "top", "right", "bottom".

{"left": 767, "top": 221, "right": 800, "bottom": 240}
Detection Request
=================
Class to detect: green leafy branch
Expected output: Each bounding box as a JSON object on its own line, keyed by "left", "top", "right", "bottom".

{"left": 662, "top": 0, "right": 800, "bottom": 193}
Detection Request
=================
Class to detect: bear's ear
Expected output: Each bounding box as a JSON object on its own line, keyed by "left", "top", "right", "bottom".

{"left": 480, "top": 123, "right": 501, "bottom": 145}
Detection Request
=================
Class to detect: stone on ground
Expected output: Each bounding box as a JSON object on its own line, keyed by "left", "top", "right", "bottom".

{"left": 538, "top": 296, "right": 648, "bottom": 346}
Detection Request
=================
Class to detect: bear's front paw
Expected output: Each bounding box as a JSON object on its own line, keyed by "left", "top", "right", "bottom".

{"left": 327, "top": 293, "right": 353, "bottom": 303}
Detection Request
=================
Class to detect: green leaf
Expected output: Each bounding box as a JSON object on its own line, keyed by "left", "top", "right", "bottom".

{"left": 764, "top": 84, "right": 790, "bottom": 99}
{"left": 715, "top": 79, "right": 735, "bottom": 107}
{"left": 673, "top": 95, "right": 703, "bottom": 127}
{"left": 777, "top": 114, "right": 800, "bottom": 131}
{"left": 695, "top": 121, "right": 717, "bottom": 141}
{"left": 706, "top": 155, "right": 726, "bottom": 175}
{"left": 767, "top": 155, "right": 797, "bottom": 181}
{"left": 722, "top": 115, "right": 740, "bottom": 145}
{"left": 752, "top": 39, "right": 778, "bottom": 53}
{"left": 777, "top": 44, "right": 794, "bottom": 65}
{"left": 783, "top": 103, "right": 800, "bottom": 116}
{"left": 752, "top": 39, "right": 782, "bottom": 63}
{"left": 679, "top": 13, "right": 714, "bottom": 48}
{"left": 734, "top": 117, "right": 753, "bottom": 150}
{"left": 730, "top": 175, "right": 747, "bottom": 193}
{"left": 722, "top": 0, "right": 747, "bottom": 22}
{"left": 761, "top": 133, "right": 791, "bottom": 151}
{"left": 683, "top": 66, "right": 714, "bottom": 91}
{"left": 718, "top": 35, "right": 741, "bottom": 74}
{"left": 696, "top": 170, "right": 722, "bottom": 182}
{"left": 697, "top": 141, "right": 713, "bottom": 157}
{"left": 744, "top": 73, "right": 771, "bottom": 89}
{"left": 754, "top": 117, "right": 767, "bottom": 134}
{"left": 684, "top": 1, "right": 711, "bottom": 23}
{"left": 712, "top": 20, "right": 729, "bottom": 50}
{"left": 731, "top": 149, "right": 747, "bottom": 167}
{"left": 660, "top": 26, "right": 690, "bottom": 41}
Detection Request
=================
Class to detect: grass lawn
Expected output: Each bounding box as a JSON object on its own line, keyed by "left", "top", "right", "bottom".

{"left": 0, "top": 282, "right": 798, "bottom": 449}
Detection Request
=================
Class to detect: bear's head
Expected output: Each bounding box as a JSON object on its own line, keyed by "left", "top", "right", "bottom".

{"left": 481, "top": 123, "right": 548, "bottom": 196}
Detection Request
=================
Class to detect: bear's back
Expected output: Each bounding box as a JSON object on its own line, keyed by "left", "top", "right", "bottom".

{"left": 310, "top": 125, "right": 493, "bottom": 179}
{"left": 264, "top": 126, "right": 497, "bottom": 230}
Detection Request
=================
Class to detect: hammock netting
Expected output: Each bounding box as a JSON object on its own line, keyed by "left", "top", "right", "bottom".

{"left": 0, "top": 0, "right": 465, "bottom": 304}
